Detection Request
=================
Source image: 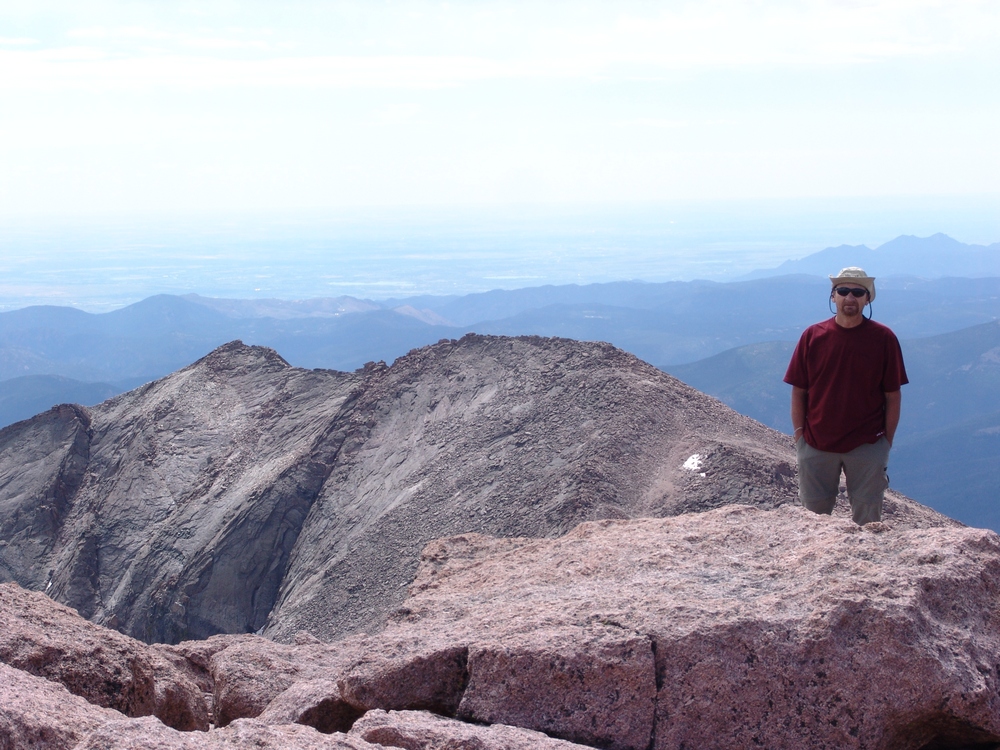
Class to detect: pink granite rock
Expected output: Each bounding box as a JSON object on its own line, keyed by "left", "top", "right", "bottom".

{"left": 349, "top": 708, "right": 598, "bottom": 749}
{"left": 456, "top": 628, "right": 655, "bottom": 750}
{"left": 335, "top": 638, "right": 469, "bottom": 717}
{"left": 209, "top": 637, "right": 309, "bottom": 727}
{"left": 0, "top": 583, "right": 208, "bottom": 731}
{"left": 186, "top": 503, "right": 1000, "bottom": 749}
{"left": 205, "top": 635, "right": 374, "bottom": 726}
{"left": 386, "top": 504, "right": 1000, "bottom": 750}
{"left": 0, "top": 661, "right": 124, "bottom": 750}
{"left": 74, "top": 715, "right": 383, "bottom": 749}
{"left": 214, "top": 720, "right": 381, "bottom": 750}
{"left": 151, "top": 635, "right": 254, "bottom": 725}
{"left": 214, "top": 633, "right": 470, "bottom": 728}
{"left": 256, "top": 680, "right": 363, "bottom": 734}
{"left": 154, "top": 634, "right": 256, "bottom": 696}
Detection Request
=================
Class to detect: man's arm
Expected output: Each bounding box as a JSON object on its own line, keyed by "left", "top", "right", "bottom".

{"left": 884, "top": 390, "right": 901, "bottom": 446}
{"left": 791, "top": 386, "right": 807, "bottom": 440}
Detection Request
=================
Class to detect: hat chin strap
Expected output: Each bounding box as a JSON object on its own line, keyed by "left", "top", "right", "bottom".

{"left": 829, "top": 296, "right": 874, "bottom": 319}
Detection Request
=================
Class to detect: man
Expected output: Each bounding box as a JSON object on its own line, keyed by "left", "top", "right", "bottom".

{"left": 783, "top": 267, "right": 908, "bottom": 524}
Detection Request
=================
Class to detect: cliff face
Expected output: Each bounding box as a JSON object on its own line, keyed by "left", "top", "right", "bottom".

{"left": 0, "top": 335, "right": 953, "bottom": 644}
{"left": 1, "top": 341, "right": 362, "bottom": 643}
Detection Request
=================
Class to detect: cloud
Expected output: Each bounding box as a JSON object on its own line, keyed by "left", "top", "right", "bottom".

{"left": 615, "top": 118, "right": 690, "bottom": 129}
{"left": 1, "top": 1, "right": 996, "bottom": 92}
{"left": 66, "top": 25, "right": 274, "bottom": 51}
{"left": 553, "top": 0, "right": 993, "bottom": 70}
{"left": 0, "top": 49, "right": 518, "bottom": 91}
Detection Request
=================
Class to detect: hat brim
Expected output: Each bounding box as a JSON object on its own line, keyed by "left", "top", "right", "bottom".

{"left": 829, "top": 275, "right": 876, "bottom": 302}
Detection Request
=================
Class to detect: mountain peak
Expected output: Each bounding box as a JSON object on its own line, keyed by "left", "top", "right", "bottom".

{"left": 193, "top": 340, "right": 291, "bottom": 373}
{"left": 0, "top": 335, "right": 953, "bottom": 645}
{"left": 742, "top": 233, "right": 1000, "bottom": 280}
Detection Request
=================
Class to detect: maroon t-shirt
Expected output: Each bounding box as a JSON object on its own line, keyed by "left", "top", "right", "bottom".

{"left": 784, "top": 317, "right": 908, "bottom": 453}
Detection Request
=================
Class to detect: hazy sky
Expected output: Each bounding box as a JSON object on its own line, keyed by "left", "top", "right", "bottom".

{"left": 1, "top": 1, "right": 998, "bottom": 216}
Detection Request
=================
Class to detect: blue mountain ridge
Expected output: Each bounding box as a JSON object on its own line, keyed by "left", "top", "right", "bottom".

{"left": 741, "top": 233, "right": 1000, "bottom": 280}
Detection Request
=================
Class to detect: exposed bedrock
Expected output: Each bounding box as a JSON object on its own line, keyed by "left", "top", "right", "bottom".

{"left": 0, "top": 403, "right": 91, "bottom": 586}
{"left": 165, "top": 506, "right": 1000, "bottom": 750}
{"left": 73, "top": 715, "right": 382, "bottom": 750}
{"left": 349, "top": 709, "right": 599, "bottom": 749}
{"left": 1, "top": 504, "right": 998, "bottom": 749}
{"left": 0, "top": 583, "right": 207, "bottom": 731}
{"left": 0, "top": 662, "right": 124, "bottom": 750}
{"left": 0, "top": 335, "right": 956, "bottom": 645}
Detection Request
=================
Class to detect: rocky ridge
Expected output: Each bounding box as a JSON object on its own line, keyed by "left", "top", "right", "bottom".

{"left": 2, "top": 334, "right": 948, "bottom": 645}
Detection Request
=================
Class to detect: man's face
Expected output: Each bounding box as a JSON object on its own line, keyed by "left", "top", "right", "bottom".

{"left": 832, "top": 283, "right": 869, "bottom": 318}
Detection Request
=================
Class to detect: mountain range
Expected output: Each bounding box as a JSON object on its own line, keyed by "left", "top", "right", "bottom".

{"left": 2, "top": 335, "right": 844, "bottom": 645}
{"left": 742, "top": 232, "right": 1000, "bottom": 279}
{"left": 1, "top": 232, "right": 998, "bottom": 535}
{"left": 4, "top": 268, "right": 1000, "bottom": 392}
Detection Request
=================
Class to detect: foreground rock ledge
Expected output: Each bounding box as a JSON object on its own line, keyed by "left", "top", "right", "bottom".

{"left": 3, "top": 504, "right": 1000, "bottom": 750}
{"left": 209, "top": 505, "right": 1000, "bottom": 750}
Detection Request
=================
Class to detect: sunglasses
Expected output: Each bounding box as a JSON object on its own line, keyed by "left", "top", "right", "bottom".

{"left": 834, "top": 287, "right": 868, "bottom": 298}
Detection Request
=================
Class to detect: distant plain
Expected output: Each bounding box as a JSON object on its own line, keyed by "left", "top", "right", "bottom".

{"left": 3, "top": 197, "right": 998, "bottom": 311}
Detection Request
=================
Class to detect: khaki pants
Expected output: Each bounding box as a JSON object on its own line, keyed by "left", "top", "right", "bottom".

{"left": 795, "top": 437, "right": 891, "bottom": 525}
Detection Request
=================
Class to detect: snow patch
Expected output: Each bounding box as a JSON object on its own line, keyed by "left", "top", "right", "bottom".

{"left": 683, "top": 454, "right": 707, "bottom": 477}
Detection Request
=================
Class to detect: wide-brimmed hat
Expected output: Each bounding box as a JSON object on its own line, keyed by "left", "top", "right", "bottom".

{"left": 830, "top": 267, "right": 875, "bottom": 302}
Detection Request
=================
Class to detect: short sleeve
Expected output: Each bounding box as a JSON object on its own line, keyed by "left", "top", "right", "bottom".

{"left": 784, "top": 332, "right": 810, "bottom": 388}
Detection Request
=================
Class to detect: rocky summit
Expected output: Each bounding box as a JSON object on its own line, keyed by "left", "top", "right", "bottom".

{"left": 2, "top": 505, "right": 1000, "bottom": 750}
{"left": 0, "top": 335, "right": 951, "bottom": 645}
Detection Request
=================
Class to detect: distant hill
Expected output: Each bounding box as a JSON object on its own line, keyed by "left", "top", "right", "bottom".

{"left": 5, "top": 273, "right": 1000, "bottom": 385}
{"left": 0, "top": 375, "right": 125, "bottom": 429}
{"left": 666, "top": 341, "right": 797, "bottom": 434}
{"left": 4, "top": 273, "right": 1000, "bottom": 432}
{"left": 0, "top": 294, "right": 457, "bottom": 385}
{"left": 890, "top": 410, "right": 1000, "bottom": 533}
{"left": 742, "top": 233, "right": 1000, "bottom": 279}
{"left": 181, "top": 293, "right": 380, "bottom": 319}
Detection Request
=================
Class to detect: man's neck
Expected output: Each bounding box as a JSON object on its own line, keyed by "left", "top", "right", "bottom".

{"left": 834, "top": 312, "right": 865, "bottom": 329}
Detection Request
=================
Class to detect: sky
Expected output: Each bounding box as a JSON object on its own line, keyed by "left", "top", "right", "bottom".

{"left": 2, "top": 0, "right": 999, "bottom": 217}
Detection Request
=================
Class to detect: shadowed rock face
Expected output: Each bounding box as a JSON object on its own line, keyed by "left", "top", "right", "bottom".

{"left": 0, "top": 341, "right": 363, "bottom": 643}
{"left": 0, "top": 335, "right": 955, "bottom": 644}
{"left": 0, "top": 403, "right": 91, "bottom": 584}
